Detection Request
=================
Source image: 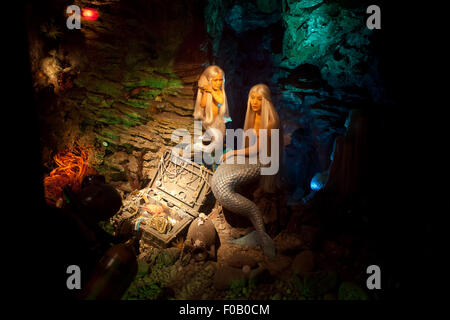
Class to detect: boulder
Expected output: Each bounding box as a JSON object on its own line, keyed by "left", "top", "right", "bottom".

{"left": 263, "top": 255, "right": 293, "bottom": 277}
{"left": 292, "top": 250, "right": 315, "bottom": 275}
{"left": 274, "top": 231, "right": 303, "bottom": 255}
{"left": 248, "top": 266, "right": 273, "bottom": 286}
{"left": 213, "top": 265, "right": 246, "bottom": 290}
{"left": 225, "top": 253, "right": 258, "bottom": 269}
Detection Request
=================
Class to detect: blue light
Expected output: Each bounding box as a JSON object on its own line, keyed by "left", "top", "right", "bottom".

{"left": 310, "top": 180, "right": 321, "bottom": 190}
{"left": 310, "top": 171, "right": 329, "bottom": 191}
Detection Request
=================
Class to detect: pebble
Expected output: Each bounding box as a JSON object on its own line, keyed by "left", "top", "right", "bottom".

{"left": 274, "top": 231, "right": 303, "bottom": 254}
{"left": 242, "top": 265, "right": 251, "bottom": 275}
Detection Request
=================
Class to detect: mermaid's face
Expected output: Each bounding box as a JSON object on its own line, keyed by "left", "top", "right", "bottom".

{"left": 211, "top": 74, "right": 223, "bottom": 90}
{"left": 250, "top": 92, "right": 263, "bottom": 113}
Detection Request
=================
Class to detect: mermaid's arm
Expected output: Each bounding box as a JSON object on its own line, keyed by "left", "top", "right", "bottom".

{"left": 222, "top": 134, "right": 259, "bottom": 162}
{"left": 203, "top": 85, "right": 224, "bottom": 105}
{"left": 211, "top": 90, "right": 224, "bottom": 105}
{"left": 200, "top": 90, "right": 207, "bottom": 108}
{"left": 235, "top": 134, "right": 259, "bottom": 157}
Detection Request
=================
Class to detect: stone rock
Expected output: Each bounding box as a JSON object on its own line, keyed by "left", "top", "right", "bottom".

{"left": 257, "top": 197, "right": 278, "bottom": 224}
{"left": 127, "top": 154, "right": 139, "bottom": 173}
{"left": 293, "top": 0, "right": 324, "bottom": 9}
{"left": 213, "top": 265, "right": 246, "bottom": 290}
{"left": 263, "top": 255, "right": 292, "bottom": 276}
{"left": 292, "top": 250, "right": 315, "bottom": 275}
{"left": 248, "top": 266, "right": 272, "bottom": 286}
{"left": 282, "top": 1, "right": 373, "bottom": 89}
{"left": 230, "top": 227, "right": 253, "bottom": 239}
{"left": 256, "top": 0, "right": 278, "bottom": 13}
{"left": 225, "top": 253, "right": 258, "bottom": 269}
{"left": 274, "top": 231, "right": 303, "bottom": 255}
{"left": 225, "top": 2, "right": 281, "bottom": 34}
{"left": 104, "top": 151, "right": 129, "bottom": 170}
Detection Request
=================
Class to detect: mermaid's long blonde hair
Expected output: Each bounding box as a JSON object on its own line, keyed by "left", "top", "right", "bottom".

{"left": 243, "top": 84, "right": 283, "bottom": 193}
{"left": 193, "top": 65, "right": 229, "bottom": 129}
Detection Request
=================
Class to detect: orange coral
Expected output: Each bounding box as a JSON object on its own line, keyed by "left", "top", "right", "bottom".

{"left": 44, "top": 142, "right": 98, "bottom": 206}
{"left": 173, "top": 237, "right": 184, "bottom": 250}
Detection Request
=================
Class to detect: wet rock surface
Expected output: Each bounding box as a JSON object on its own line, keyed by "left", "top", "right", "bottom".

{"left": 292, "top": 250, "right": 316, "bottom": 276}
{"left": 31, "top": 0, "right": 208, "bottom": 196}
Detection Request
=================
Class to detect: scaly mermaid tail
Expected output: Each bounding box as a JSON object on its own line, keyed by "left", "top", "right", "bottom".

{"left": 211, "top": 162, "right": 276, "bottom": 257}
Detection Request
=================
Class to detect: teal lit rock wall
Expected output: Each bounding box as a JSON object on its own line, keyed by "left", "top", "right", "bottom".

{"left": 281, "top": 0, "right": 379, "bottom": 93}
{"left": 204, "top": 0, "right": 383, "bottom": 194}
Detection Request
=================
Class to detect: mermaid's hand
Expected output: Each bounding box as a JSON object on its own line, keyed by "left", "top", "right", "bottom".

{"left": 221, "top": 150, "right": 235, "bottom": 163}
{"left": 202, "top": 84, "right": 213, "bottom": 93}
{"left": 223, "top": 116, "right": 232, "bottom": 123}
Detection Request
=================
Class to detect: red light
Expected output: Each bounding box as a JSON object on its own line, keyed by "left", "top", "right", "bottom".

{"left": 82, "top": 8, "right": 99, "bottom": 21}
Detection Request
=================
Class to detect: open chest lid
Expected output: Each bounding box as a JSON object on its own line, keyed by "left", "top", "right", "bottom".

{"left": 146, "top": 149, "right": 213, "bottom": 219}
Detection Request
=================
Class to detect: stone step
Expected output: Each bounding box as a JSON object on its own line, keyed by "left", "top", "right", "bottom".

{"left": 164, "top": 95, "right": 195, "bottom": 111}
{"left": 178, "top": 85, "right": 196, "bottom": 97}
{"left": 178, "top": 74, "right": 201, "bottom": 85}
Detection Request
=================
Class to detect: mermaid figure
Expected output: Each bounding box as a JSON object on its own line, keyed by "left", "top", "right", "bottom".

{"left": 211, "top": 84, "right": 282, "bottom": 257}
{"left": 193, "top": 65, "right": 231, "bottom": 147}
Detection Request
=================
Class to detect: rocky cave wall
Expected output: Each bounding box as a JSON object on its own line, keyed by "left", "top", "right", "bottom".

{"left": 28, "top": 0, "right": 386, "bottom": 200}
{"left": 204, "top": 0, "right": 385, "bottom": 198}
{"left": 27, "top": 0, "right": 210, "bottom": 196}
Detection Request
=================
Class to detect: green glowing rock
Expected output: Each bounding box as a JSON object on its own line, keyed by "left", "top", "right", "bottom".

{"left": 282, "top": 1, "right": 371, "bottom": 88}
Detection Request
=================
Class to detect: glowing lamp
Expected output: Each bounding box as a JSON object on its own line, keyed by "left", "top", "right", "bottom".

{"left": 82, "top": 8, "right": 99, "bottom": 21}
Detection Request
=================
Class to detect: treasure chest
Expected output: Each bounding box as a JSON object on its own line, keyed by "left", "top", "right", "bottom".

{"left": 114, "top": 149, "right": 215, "bottom": 248}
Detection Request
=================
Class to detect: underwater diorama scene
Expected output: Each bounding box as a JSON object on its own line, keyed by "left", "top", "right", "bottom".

{"left": 21, "top": 0, "right": 425, "bottom": 306}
